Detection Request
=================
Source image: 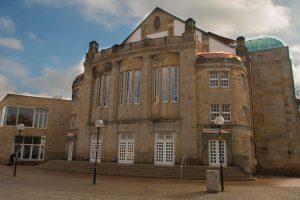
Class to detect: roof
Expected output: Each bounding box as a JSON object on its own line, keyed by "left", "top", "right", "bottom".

{"left": 121, "top": 7, "right": 234, "bottom": 47}
{"left": 197, "top": 52, "right": 241, "bottom": 61}
{"left": 245, "top": 37, "right": 284, "bottom": 52}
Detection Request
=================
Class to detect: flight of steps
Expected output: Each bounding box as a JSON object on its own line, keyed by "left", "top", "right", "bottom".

{"left": 38, "top": 160, "right": 255, "bottom": 180}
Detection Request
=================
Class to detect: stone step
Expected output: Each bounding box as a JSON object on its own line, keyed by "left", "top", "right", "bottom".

{"left": 38, "top": 160, "right": 255, "bottom": 180}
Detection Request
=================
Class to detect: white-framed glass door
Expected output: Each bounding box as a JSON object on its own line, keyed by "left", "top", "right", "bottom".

{"left": 118, "top": 133, "right": 135, "bottom": 164}
{"left": 90, "top": 134, "right": 102, "bottom": 163}
{"left": 68, "top": 141, "right": 74, "bottom": 161}
{"left": 208, "top": 139, "right": 227, "bottom": 167}
{"left": 14, "top": 136, "right": 45, "bottom": 160}
{"left": 155, "top": 132, "right": 175, "bottom": 165}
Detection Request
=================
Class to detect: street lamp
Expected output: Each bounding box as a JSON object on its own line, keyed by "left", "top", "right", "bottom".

{"left": 93, "top": 120, "right": 104, "bottom": 185}
{"left": 13, "top": 123, "right": 24, "bottom": 176}
{"left": 214, "top": 116, "right": 225, "bottom": 192}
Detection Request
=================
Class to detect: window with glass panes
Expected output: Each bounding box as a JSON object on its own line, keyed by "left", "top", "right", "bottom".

{"left": 133, "top": 70, "right": 141, "bottom": 104}
{"left": 210, "top": 104, "right": 231, "bottom": 122}
{"left": 126, "top": 71, "right": 132, "bottom": 104}
{"left": 162, "top": 67, "right": 169, "bottom": 102}
{"left": 103, "top": 75, "right": 110, "bottom": 107}
{"left": 171, "top": 66, "right": 178, "bottom": 102}
{"left": 222, "top": 105, "right": 231, "bottom": 121}
{"left": 153, "top": 67, "right": 160, "bottom": 103}
{"left": 220, "top": 71, "right": 229, "bottom": 87}
{"left": 209, "top": 71, "right": 219, "bottom": 87}
{"left": 210, "top": 104, "right": 220, "bottom": 121}
{"left": 34, "top": 109, "right": 48, "bottom": 129}
{"left": 96, "top": 75, "right": 103, "bottom": 107}
{"left": 14, "top": 136, "right": 45, "bottom": 160}
{"left": 120, "top": 72, "right": 125, "bottom": 105}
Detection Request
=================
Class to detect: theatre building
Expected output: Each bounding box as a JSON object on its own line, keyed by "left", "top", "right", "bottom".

{"left": 0, "top": 94, "right": 71, "bottom": 163}
{"left": 68, "top": 7, "right": 259, "bottom": 173}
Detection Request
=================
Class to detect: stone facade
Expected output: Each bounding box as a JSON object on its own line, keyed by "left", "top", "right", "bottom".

{"left": 68, "top": 8, "right": 260, "bottom": 174}
{"left": 0, "top": 94, "right": 71, "bottom": 163}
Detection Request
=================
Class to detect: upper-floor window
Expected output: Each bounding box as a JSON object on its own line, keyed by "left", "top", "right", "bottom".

{"left": 220, "top": 71, "right": 229, "bottom": 87}
{"left": 103, "top": 75, "right": 110, "bottom": 107}
{"left": 126, "top": 71, "right": 132, "bottom": 104}
{"left": 210, "top": 104, "right": 231, "bottom": 122}
{"left": 70, "top": 114, "right": 77, "bottom": 128}
{"left": 171, "top": 66, "right": 178, "bottom": 102}
{"left": 1, "top": 106, "right": 48, "bottom": 128}
{"left": 209, "top": 71, "right": 219, "bottom": 87}
{"left": 34, "top": 109, "right": 48, "bottom": 129}
{"left": 72, "top": 89, "right": 79, "bottom": 101}
{"left": 209, "top": 71, "right": 230, "bottom": 88}
{"left": 96, "top": 75, "right": 103, "bottom": 107}
{"left": 153, "top": 66, "right": 179, "bottom": 103}
{"left": 120, "top": 72, "right": 125, "bottom": 105}
{"left": 162, "top": 67, "right": 169, "bottom": 102}
{"left": 133, "top": 70, "right": 141, "bottom": 104}
{"left": 153, "top": 67, "right": 160, "bottom": 103}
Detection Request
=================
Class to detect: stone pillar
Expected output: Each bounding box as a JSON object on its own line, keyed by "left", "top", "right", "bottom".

{"left": 182, "top": 18, "right": 197, "bottom": 42}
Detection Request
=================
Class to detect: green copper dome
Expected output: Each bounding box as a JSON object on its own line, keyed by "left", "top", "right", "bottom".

{"left": 245, "top": 37, "right": 284, "bottom": 52}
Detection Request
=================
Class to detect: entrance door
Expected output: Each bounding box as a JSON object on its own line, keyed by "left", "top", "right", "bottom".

{"left": 155, "top": 132, "right": 175, "bottom": 165}
{"left": 90, "top": 134, "right": 102, "bottom": 163}
{"left": 118, "top": 133, "right": 135, "bottom": 164}
{"left": 68, "top": 141, "right": 73, "bottom": 161}
{"left": 208, "top": 140, "right": 227, "bottom": 167}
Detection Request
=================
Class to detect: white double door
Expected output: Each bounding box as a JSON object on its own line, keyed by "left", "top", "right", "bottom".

{"left": 208, "top": 139, "right": 227, "bottom": 167}
{"left": 155, "top": 132, "right": 175, "bottom": 165}
{"left": 90, "top": 134, "right": 102, "bottom": 163}
{"left": 118, "top": 133, "right": 135, "bottom": 164}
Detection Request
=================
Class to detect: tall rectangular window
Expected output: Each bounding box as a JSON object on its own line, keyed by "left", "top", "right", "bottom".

{"left": 133, "top": 70, "right": 141, "bottom": 104}
{"left": 209, "top": 71, "right": 219, "bottom": 87}
{"left": 120, "top": 72, "right": 125, "bottom": 105}
{"left": 70, "top": 114, "right": 77, "bottom": 128}
{"left": 126, "top": 71, "right": 132, "bottom": 104}
{"left": 96, "top": 76, "right": 102, "bottom": 107}
{"left": 153, "top": 67, "right": 160, "bottom": 103}
{"left": 171, "top": 66, "right": 178, "bottom": 102}
{"left": 162, "top": 67, "right": 169, "bottom": 102}
{"left": 103, "top": 75, "right": 110, "bottom": 107}
{"left": 221, "top": 71, "right": 229, "bottom": 87}
{"left": 222, "top": 104, "right": 231, "bottom": 122}
{"left": 34, "top": 109, "right": 48, "bottom": 129}
{"left": 210, "top": 104, "right": 220, "bottom": 121}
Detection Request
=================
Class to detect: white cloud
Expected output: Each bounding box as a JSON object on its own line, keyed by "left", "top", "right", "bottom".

{"left": 0, "top": 56, "right": 28, "bottom": 77}
{"left": 23, "top": 59, "right": 84, "bottom": 99}
{"left": 291, "top": 45, "right": 300, "bottom": 87}
{"left": 0, "top": 74, "right": 15, "bottom": 100}
{"left": 28, "top": 32, "right": 43, "bottom": 44}
{"left": 0, "top": 37, "right": 24, "bottom": 50}
{"left": 0, "top": 16, "right": 15, "bottom": 33}
{"left": 24, "top": 0, "right": 290, "bottom": 33}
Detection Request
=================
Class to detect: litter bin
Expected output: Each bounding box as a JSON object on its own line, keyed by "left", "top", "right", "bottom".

{"left": 206, "top": 170, "right": 219, "bottom": 193}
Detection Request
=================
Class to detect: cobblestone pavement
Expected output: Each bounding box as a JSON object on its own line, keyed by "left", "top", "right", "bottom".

{"left": 1, "top": 165, "right": 300, "bottom": 200}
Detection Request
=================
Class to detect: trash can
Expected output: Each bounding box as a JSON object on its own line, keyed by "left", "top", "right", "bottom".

{"left": 206, "top": 170, "right": 219, "bottom": 193}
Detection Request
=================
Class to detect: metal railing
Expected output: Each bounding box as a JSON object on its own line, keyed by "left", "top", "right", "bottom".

{"left": 180, "top": 154, "right": 186, "bottom": 183}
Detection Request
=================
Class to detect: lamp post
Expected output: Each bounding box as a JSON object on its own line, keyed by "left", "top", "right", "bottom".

{"left": 214, "top": 116, "right": 225, "bottom": 192}
{"left": 13, "top": 123, "right": 24, "bottom": 176}
{"left": 93, "top": 120, "right": 104, "bottom": 185}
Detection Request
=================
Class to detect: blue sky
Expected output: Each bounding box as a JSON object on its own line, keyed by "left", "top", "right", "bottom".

{"left": 0, "top": 0, "right": 299, "bottom": 99}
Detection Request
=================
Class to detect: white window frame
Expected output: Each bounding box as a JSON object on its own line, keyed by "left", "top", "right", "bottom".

{"left": 220, "top": 71, "right": 229, "bottom": 87}
{"left": 210, "top": 104, "right": 220, "bottom": 121}
{"left": 96, "top": 75, "right": 103, "bottom": 107}
{"left": 162, "top": 67, "right": 169, "bottom": 102}
{"left": 118, "top": 133, "right": 135, "bottom": 164}
{"left": 103, "top": 75, "right": 110, "bottom": 107}
{"left": 133, "top": 70, "right": 141, "bottom": 104}
{"left": 209, "top": 71, "right": 219, "bottom": 87}
{"left": 126, "top": 71, "right": 132, "bottom": 104}
{"left": 120, "top": 72, "right": 125, "bottom": 105}
{"left": 70, "top": 114, "right": 77, "bottom": 128}
{"left": 171, "top": 66, "right": 179, "bottom": 102}
{"left": 34, "top": 108, "right": 48, "bottom": 129}
{"left": 154, "top": 132, "right": 175, "bottom": 165}
{"left": 14, "top": 136, "right": 46, "bottom": 161}
{"left": 222, "top": 104, "right": 231, "bottom": 122}
{"left": 153, "top": 67, "right": 160, "bottom": 103}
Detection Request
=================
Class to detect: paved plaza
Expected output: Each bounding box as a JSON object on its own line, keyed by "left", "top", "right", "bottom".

{"left": 1, "top": 165, "right": 300, "bottom": 200}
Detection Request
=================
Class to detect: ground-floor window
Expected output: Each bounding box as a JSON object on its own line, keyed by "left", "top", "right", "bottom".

{"left": 155, "top": 132, "right": 175, "bottom": 165}
{"left": 14, "top": 136, "right": 45, "bottom": 160}
{"left": 90, "top": 134, "right": 102, "bottom": 163}
{"left": 208, "top": 139, "right": 227, "bottom": 167}
{"left": 118, "top": 133, "right": 135, "bottom": 164}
